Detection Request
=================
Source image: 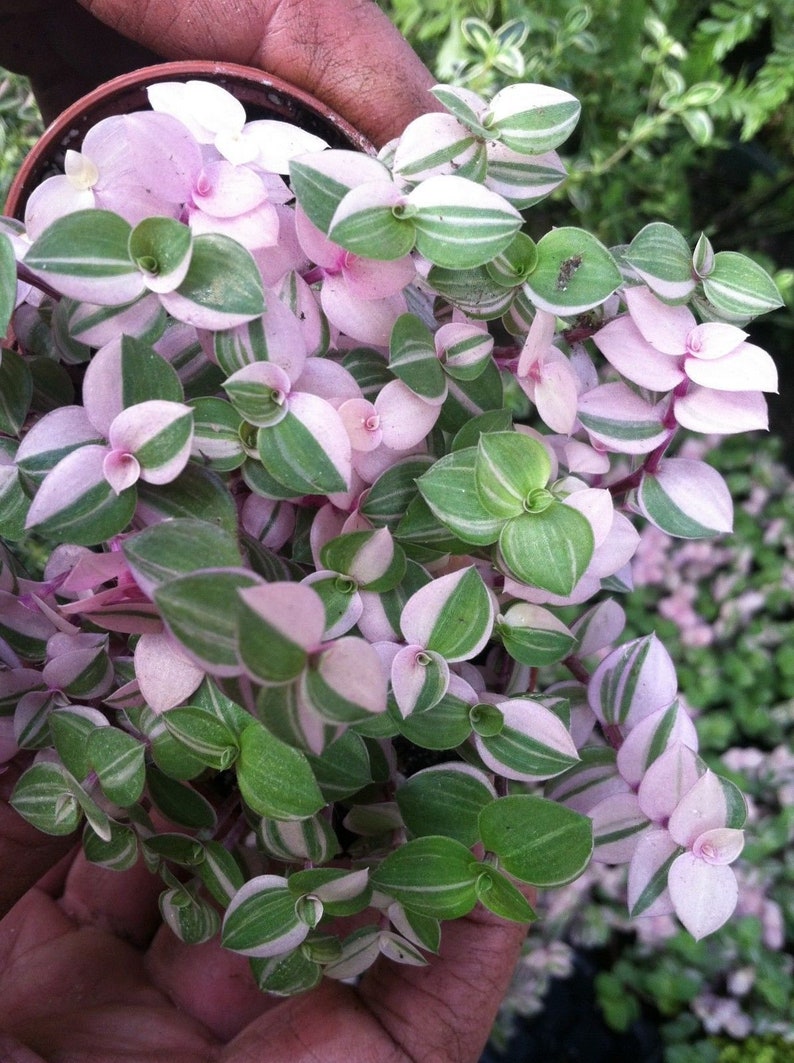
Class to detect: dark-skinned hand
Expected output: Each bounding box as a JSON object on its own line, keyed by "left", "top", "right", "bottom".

{"left": 0, "top": 5, "right": 531, "bottom": 1060}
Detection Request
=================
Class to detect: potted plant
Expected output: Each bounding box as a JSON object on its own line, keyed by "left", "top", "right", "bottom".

{"left": 0, "top": 61, "right": 783, "bottom": 995}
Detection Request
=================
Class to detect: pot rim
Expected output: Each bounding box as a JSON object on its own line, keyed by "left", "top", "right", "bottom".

{"left": 5, "top": 59, "right": 373, "bottom": 219}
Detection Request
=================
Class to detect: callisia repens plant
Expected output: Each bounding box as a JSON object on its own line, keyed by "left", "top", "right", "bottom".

{"left": 0, "top": 74, "right": 784, "bottom": 993}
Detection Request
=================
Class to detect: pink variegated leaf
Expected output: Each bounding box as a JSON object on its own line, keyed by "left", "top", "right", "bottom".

{"left": 617, "top": 702, "right": 699, "bottom": 788}
{"left": 686, "top": 322, "right": 747, "bottom": 359}
{"left": 338, "top": 398, "right": 383, "bottom": 452}
{"left": 301, "top": 636, "right": 388, "bottom": 724}
{"left": 294, "top": 357, "right": 359, "bottom": 405}
{"left": 391, "top": 644, "right": 450, "bottom": 717}
{"left": 399, "top": 566, "right": 494, "bottom": 662}
{"left": 623, "top": 285, "right": 694, "bottom": 354}
{"left": 240, "top": 494, "right": 296, "bottom": 551}
{"left": 188, "top": 200, "right": 280, "bottom": 252}
{"left": 320, "top": 274, "right": 407, "bottom": 346}
{"left": 637, "top": 457, "right": 733, "bottom": 538}
{"left": 588, "top": 511, "right": 640, "bottom": 580}
{"left": 344, "top": 253, "right": 417, "bottom": 301}
{"left": 561, "top": 487, "right": 614, "bottom": 546}
{"left": 592, "top": 315, "right": 685, "bottom": 392}
{"left": 237, "top": 582, "right": 326, "bottom": 684}
{"left": 685, "top": 341, "right": 778, "bottom": 392}
{"left": 15, "top": 406, "right": 103, "bottom": 487}
{"left": 637, "top": 741, "right": 705, "bottom": 823}
{"left": 290, "top": 151, "right": 394, "bottom": 235}
{"left": 588, "top": 792, "right": 651, "bottom": 863}
{"left": 242, "top": 119, "right": 328, "bottom": 174}
{"left": 588, "top": 633, "right": 678, "bottom": 729}
{"left": 693, "top": 827, "right": 745, "bottom": 866}
{"left": 667, "top": 769, "right": 747, "bottom": 847}
{"left": 474, "top": 696, "right": 579, "bottom": 782}
{"left": 134, "top": 631, "right": 205, "bottom": 714}
{"left": 529, "top": 354, "right": 580, "bottom": 434}
{"left": 190, "top": 161, "right": 267, "bottom": 218}
{"left": 577, "top": 382, "right": 668, "bottom": 455}
{"left": 107, "top": 400, "right": 193, "bottom": 485}
{"left": 544, "top": 747, "right": 629, "bottom": 814}
{"left": 375, "top": 380, "right": 441, "bottom": 452}
{"left": 23, "top": 176, "right": 95, "bottom": 240}
{"left": 570, "top": 598, "right": 625, "bottom": 657}
{"left": 627, "top": 828, "right": 679, "bottom": 917}
{"left": 257, "top": 391, "right": 352, "bottom": 496}
{"left": 674, "top": 386, "right": 768, "bottom": 434}
{"left": 667, "top": 853, "right": 739, "bottom": 939}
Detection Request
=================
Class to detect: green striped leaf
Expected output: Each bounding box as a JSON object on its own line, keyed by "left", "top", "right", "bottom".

{"left": 236, "top": 722, "right": 324, "bottom": 820}
{"left": 486, "top": 83, "right": 580, "bottom": 154}
{"left": 389, "top": 314, "right": 447, "bottom": 403}
{"left": 479, "top": 794, "right": 593, "bottom": 886}
{"left": 154, "top": 567, "right": 261, "bottom": 675}
{"left": 701, "top": 250, "right": 783, "bottom": 319}
{"left": 0, "top": 347, "right": 32, "bottom": 436}
{"left": 257, "top": 395, "right": 350, "bottom": 496}
{"left": 87, "top": 727, "right": 146, "bottom": 807}
{"left": 123, "top": 517, "right": 242, "bottom": 597}
{"left": 370, "top": 835, "right": 479, "bottom": 919}
{"left": 160, "top": 234, "right": 265, "bottom": 330}
{"left": 396, "top": 764, "right": 495, "bottom": 846}
{"left": 405, "top": 175, "right": 522, "bottom": 269}
{"left": 475, "top": 431, "right": 550, "bottom": 518}
{"left": 416, "top": 447, "right": 503, "bottom": 546}
{"left": 9, "top": 762, "right": 82, "bottom": 836}
{"left": 25, "top": 445, "right": 137, "bottom": 546}
{"left": 523, "top": 227, "right": 622, "bottom": 316}
{"left": 25, "top": 209, "right": 143, "bottom": 305}
{"left": 624, "top": 222, "right": 696, "bottom": 301}
{"left": 499, "top": 503, "right": 594, "bottom": 597}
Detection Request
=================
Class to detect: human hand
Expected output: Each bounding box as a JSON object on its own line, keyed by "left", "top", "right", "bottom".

{"left": 0, "top": 843, "right": 532, "bottom": 1063}
{"left": 0, "top": 0, "right": 441, "bottom": 145}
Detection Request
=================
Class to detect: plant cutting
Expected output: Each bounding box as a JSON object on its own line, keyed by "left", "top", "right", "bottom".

{"left": 0, "top": 63, "right": 783, "bottom": 996}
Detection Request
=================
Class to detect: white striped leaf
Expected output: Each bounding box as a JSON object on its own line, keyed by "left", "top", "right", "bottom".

{"left": 0, "top": 230, "right": 15, "bottom": 336}
{"left": 259, "top": 813, "right": 340, "bottom": 864}
{"left": 189, "top": 397, "right": 245, "bottom": 471}
{"left": 162, "top": 706, "right": 239, "bottom": 769}
{"left": 154, "top": 567, "right": 262, "bottom": 675}
{"left": 404, "top": 175, "right": 522, "bottom": 269}
{"left": 474, "top": 864, "right": 537, "bottom": 922}
{"left": 486, "top": 83, "right": 580, "bottom": 154}
{"left": 24, "top": 209, "right": 144, "bottom": 305}
{"left": 430, "top": 86, "right": 490, "bottom": 137}
{"left": 328, "top": 181, "right": 416, "bottom": 260}
{"left": 160, "top": 887, "right": 220, "bottom": 945}
{"left": 83, "top": 820, "right": 139, "bottom": 871}
{"left": 544, "top": 747, "right": 627, "bottom": 815}
{"left": 87, "top": 726, "right": 145, "bottom": 807}
{"left": 485, "top": 143, "right": 567, "bottom": 208}
{"left": 474, "top": 696, "right": 580, "bottom": 782}
{"left": 393, "top": 112, "right": 487, "bottom": 183}
{"left": 196, "top": 840, "right": 246, "bottom": 905}
{"left": 701, "top": 251, "right": 783, "bottom": 319}
{"left": 122, "top": 517, "right": 241, "bottom": 598}
{"left": 9, "top": 761, "right": 83, "bottom": 836}
{"left": 15, "top": 405, "right": 103, "bottom": 489}
{"left": 290, "top": 151, "right": 393, "bottom": 233}
{"left": 222, "top": 875, "right": 308, "bottom": 958}
{"left": 624, "top": 222, "right": 697, "bottom": 301}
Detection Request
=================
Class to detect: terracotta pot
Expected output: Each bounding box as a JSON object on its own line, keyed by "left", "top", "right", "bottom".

{"left": 5, "top": 60, "right": 373, "bottom": 219}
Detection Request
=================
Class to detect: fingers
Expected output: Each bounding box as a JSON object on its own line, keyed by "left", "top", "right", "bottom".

{"left": 57, "top": 848, "right": 164, "bottom": 947}
{"left": 0, "top": 765, "right": 76, "bottom": 918}
{"left": 357, "top": 903, "right": 533, "bottom": 1063}
{"left": 78, "top": 0, "right": 441, "bottom": 145}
